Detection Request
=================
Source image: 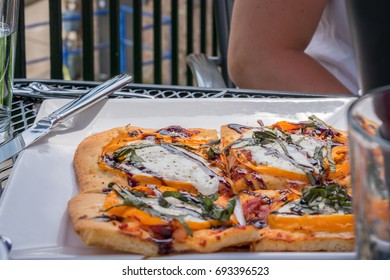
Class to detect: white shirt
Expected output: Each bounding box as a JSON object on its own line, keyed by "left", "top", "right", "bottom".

{"left": 305, "top": 0, "right": 359, "bottom": 95}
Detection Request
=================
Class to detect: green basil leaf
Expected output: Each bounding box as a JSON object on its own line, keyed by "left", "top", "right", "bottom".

{"left": 199, "top": 139, "right": 221, "bottom": 148}
{"left": 162, "top": 191, "right": 198, "bottom": 205}
{"left": 205, "top": 147, "right": 219, "bottom": 160}
{"left": 326, "top": 136, "right": 336, "bottom": 173}
{"left": 176, "top": 216, "right": 193, "bottom": 237}
{"left": 215, "top": 197, "right": 236, "bottom": 222}
{"left": 169, "top": 142, "right": 197, "bottom": 150}
{"left": 308, "top": 115, "right": 328, "bottom": 129}
{"left": 112, "top": 144, "right": 154, "bottom": 161}
{"left": 299, "top": 184, "right": 352, "bottom": 214}
{"left": 158, "top": 196, "right": 171, "bottom": 208}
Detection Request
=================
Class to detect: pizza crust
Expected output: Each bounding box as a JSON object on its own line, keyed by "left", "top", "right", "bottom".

{"left": 252, "top": 228, "right": 354, "bottom": 252}
{"left": 74, "top": 127, "right": 129, "bottom": 193}
{"left": 68, "top": 193, "right": 260, "bottom": 256}
{"left": 172, "top": 226, "right": 259, "bottom": 254}
{"left": 68, "top": 193, "right": 161, "bottom": 256}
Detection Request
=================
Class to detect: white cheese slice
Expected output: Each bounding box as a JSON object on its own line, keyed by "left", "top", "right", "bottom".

{"left": 290, "top": 134, "right": 326, "bottom": 157}
{"left": 164, "top": 196, "right": 203, "bottom": 214}
{"left": 138, "top": 196, "right": 206, "bottom": 223}
{"left": 276, "top": 199, "right": 347, "bottom": 215}
{"left": 129, "top": 142, "right": 219, "bottom": 196}
{"left": 237, "top": 129, "right": 325, "bottom": 174}
{"left": 244, "top": 145, "right": 305, "bottom": 174}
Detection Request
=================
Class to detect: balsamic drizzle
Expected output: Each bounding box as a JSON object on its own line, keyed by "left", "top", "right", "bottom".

{"left": 227, "top": 123, "right": 256, "bottom": 134}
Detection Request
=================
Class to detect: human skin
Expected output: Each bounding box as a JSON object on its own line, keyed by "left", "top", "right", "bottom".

{"left": 228, "top": 0, "right": 352, "bottom": 94}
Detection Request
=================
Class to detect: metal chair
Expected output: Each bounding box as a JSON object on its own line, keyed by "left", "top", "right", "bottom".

{"left": 186, "top": 0, "right": 234, "bottom": 88}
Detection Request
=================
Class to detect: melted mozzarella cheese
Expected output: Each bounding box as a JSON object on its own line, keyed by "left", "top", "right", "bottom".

{"left": 285, "top": 144, "right": 316, "bottom": 171}
{"left": 238, "top": 129, "right": 324, "bottom": 174}
{"left": 290, "top": 134, "right": 325, "bottom": 157}
{"left": 164, "top": 196, "right": 203, "bottom": 214}
{"left": 139, "top": 197, "right": 206, "bottom": 222}
{"left": 276, "top": 200, "right": 301, "bottom": 214}
{"left": 276, "top": 199, "right": 347, "bottom": 215}
{"left": 244, "top": 144, "right": 305, "bottom": 174}
{"left": 132, "top": 144, "right": 219, "bottom": 196}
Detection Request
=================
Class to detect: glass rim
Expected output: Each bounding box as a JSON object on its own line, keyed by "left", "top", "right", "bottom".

{"left": 347, "top": 88, "right": 390, "bottom": 149}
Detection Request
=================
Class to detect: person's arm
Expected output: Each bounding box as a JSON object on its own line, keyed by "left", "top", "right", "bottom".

{"left": 228, "top": 0, "right": 351, "bottom": 94}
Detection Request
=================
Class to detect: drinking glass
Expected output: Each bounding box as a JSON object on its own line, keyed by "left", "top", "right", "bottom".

{"left": 348, "top": 89, "right": 390, "bottom": 259}
{"left": 0, "top": 0, "right": 19, "bottom": 143}
{"left": 345, "top": 0, "right": 390, "bottom": 94}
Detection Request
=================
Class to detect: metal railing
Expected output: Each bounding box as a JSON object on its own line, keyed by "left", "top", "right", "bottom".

{"left": 14, "top": 0, "right": 220, "bottom": 86}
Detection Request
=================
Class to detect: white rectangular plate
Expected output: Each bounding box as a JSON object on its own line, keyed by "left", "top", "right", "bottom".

{"left": 0, "top": 97, "right": 357, "bottom": 259}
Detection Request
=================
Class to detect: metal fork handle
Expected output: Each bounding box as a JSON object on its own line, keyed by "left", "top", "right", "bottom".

{"left": 28, "top": 82, "right": 154, "bottom": 99}
{"left": 13, "top": 79, "right": 154, "bottom": 99}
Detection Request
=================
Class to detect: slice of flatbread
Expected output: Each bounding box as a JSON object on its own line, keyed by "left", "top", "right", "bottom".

{"left": 220, "top": 117, "right": 350, "bottom": 193}
{"left": 74, "top": 125, "right": 228, "bottom": 194}
{"left": 238, "top": 187, "right": 354, "bottom": 252}
{"left": 68, "top": 186, "right": 259, "bottom": 256}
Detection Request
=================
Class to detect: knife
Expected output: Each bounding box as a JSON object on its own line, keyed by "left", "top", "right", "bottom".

{"left": 0, "top": 74, "right": 133, "bottom": 162}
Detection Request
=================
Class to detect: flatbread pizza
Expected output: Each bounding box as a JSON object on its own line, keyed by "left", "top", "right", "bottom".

{"left": 69, "top": 118, "right": 354, "bottom": 256}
